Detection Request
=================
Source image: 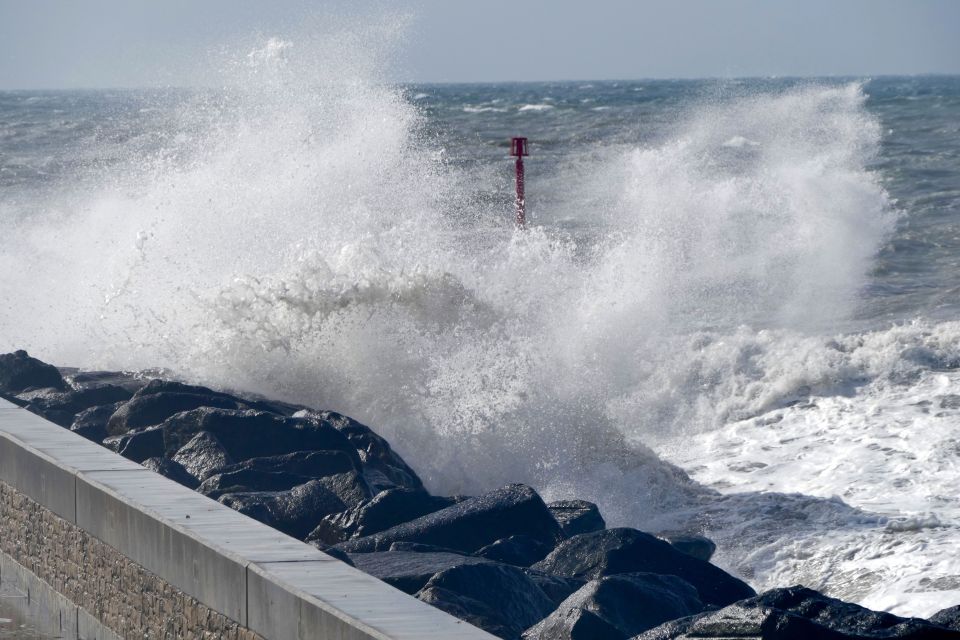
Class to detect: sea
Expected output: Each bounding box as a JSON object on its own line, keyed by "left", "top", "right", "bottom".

{"left": 2, "top": 37, "right": 960, "bottom": 617}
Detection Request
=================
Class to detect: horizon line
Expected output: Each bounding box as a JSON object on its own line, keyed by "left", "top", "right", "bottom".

{"left": 2, "top": 72, "right": 959, "bottom": 93}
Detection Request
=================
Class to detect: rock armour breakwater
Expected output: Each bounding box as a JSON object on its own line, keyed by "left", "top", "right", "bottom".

{"left": 3, "top": 350, "right": 960, "bottom": 640}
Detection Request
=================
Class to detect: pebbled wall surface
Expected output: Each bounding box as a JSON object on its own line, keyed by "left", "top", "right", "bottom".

{"left": 0, "top": 479, "right": 264, "bottom": 640}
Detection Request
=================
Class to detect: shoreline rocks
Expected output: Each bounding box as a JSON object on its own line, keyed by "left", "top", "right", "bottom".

{"left": 3, "top": 350, "right": 958, "bottom": 640}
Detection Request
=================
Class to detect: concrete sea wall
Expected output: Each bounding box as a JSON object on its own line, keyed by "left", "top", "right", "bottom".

{"left": 0, "top": 397, "right": 494, "bottom": 639}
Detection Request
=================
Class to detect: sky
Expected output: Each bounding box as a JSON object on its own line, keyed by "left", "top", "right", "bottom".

{"left": 0, "top": 0, "right": 958, "bottom": 89}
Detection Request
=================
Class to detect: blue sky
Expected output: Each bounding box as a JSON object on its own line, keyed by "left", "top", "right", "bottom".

{"left": 1, "top": 0, "right": 958, "bottom": 88}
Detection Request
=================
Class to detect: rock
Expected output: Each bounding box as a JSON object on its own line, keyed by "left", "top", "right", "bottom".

{"left": 307, "top": 488, "right": 459, "bottom": 545}
{"left": 68, "top": 384, "right": 133, "bottom": 406}
{"left": 158, "top": 408, "right": 360, "bottom": 465}
{"left": 199, "top": 469, "right": 317, "bottom": 499}
{"left": 219, "top": 474, "right": 370, "bottom": 540}
{"left": 103, "top": 427, "right": 165, "bottom": 463}
{"left": 931, "top": 606, "right": 960, "bottom": 630}
{"left": 475, "top": 535, "right": 553, "bottom": 567}
{"left": 310, "top": 544, "right": 355, "bottom": 566}
{"left": 106, "top": 391, "right": 243, "bottom": 435}
{"left": 548, "top": 500, "right": 606, "bottom": 537}
{"left": 199, "top": 450, "right": 369, "bottom": 500}
{"left": 70, "top": 402, "right": 125, "bottom": 443}
{"left": 532, "top": 528, "right": 754, "bottom": 608}
{"left": 388, "top": 542, "right": 467, "bottom": 555}
{"left": 23, "top": 384, "right": 132, "bottom": 427}
{"left": 218, "top": 450, "right": 358, "bottom": 478}
{"left": 303, "top": 410, "right": 423, "bottom": 492}
{"left": 314, "top": 471, "right": 371, "bottom": 509}
{"left": 134, "top": 379, "right": 235, "bottom": 401}
{"left": 346, "top": 551, "right": 494, "bottom": 594}
{"left": 522, "top": 573, "right": 703, "bottom": 640}
{"left": 416, "top": 564, "right": 554, "bottom": 640}
{"left": 172, "top": 431, "right": 234, "bottom": 481}
{"left": 523, "top": 570, "right": 587, "bottom": 608}
{"left": 70, "top": 423, "right": 109, "bottom": 443}
{"left": 336, "top": 484, "right": 564, "bottom": 554}
{"left": 142, "top": 457, "right": 199, "bottom": 489}
{"left": 0, "top": 350, "right": 66, "bottom": 395}
{"left": 657, "top": 533, "right": 717, "bottom": 562}
{"left": 63, "top": 370, "right": 148, "bottom": 394}
{"left": 635, "top": 586, "right": 960, "bottom": 640}
{"left": 417, "top": 586, "right": 513, "bottom": 639}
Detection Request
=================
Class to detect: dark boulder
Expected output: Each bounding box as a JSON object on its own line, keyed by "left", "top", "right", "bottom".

{"left": 65, "top": 383, "right": 133, "bottom": 407}
{"left": 310, "top": 544, "right": 355, "bottom": 566}
{"left": 416, "top": 564, "right": 555, "bottom": 640}
{"left": 199, "top": 469, "right": 317, "bottom": 499}
{"left": 301, "top": 410, "right": 423, "bottom": 492}
{"left": 142, "top": 457, "right": 199, "bottom": 489}
{"left": 64, "top": 370, "right": 148, "bottom": 394}
{"left": 475, "top": 535, "right": 553, "bottom": 567}
{"left": 24, "top": 384, "right": 132, "bottom": 427}
{"left": 134, "top": 378, "right": 306, "bottom": 416}
{"left": 172, "top": 431, "right": 234, "bottom": 481}
{"left": 307, "top": 488, "right": 458, "bottom": 545}
{"left": 657, "top": 533, "right": 717, "bottom": 562}
{"left": 346, "top": 551, "right": 494, "bottom": 594}
{"left": 931, "top": 606, "right": 960, "bottom": 630}
{"left": 336, "top": 484, "right": 564, "bottom": 554}
{"left": 548, "top": 500, "right": 606, "bottom": 537}
{"left": 70, "top": 402, "right": 125, "bottom": 443}
{"left": 635, "top": 586, "right": 960, "bottom": 639}
{"left": 522, "top": 573, "right": 704, "bottom": 640}
{"left": 417, "top": 586, "right": 513, "bottom": 639}
{"left": 158, "top": 408, "right": 360, "bottom": 465}
{"left": 133, "top": 379, "right": 240, "bottom": 402}
{"left": 219, "top": 473, "right": 369, "bottom": 540}
{"left": 243, "top": 397, "right": 312, "bottom": 417}
{"left": 314, "top": 471, "right": 371, "bottom": 509}
{"left": 0, "top": 351, "right": 66, "bottom": 395}
{"left": 523, "top": 570, "right": 587, "bottom": 608}
{"left": 218, "top": 450, "right": 358, "bottom": 478}
{"left": 531, "top": 528, "right": 754, "bottom": 607}
{"left": 107, "top": 392, "right": 243, "bottom": 435}
{"left": 203, "top": 450, "right": 362, "bottom": 500}
{"left": 103, "top": 427, "right": 165, "bottom": 463}
{"left": 388, "top": 542, "right": 467, "bottom": 555}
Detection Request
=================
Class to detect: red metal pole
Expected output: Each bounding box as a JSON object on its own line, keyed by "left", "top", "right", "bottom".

{"left": 511, "top": 137, "right": 528, "bottom": 229}
{"left": 515, "top": 155, "right": 525, "bottom": 228}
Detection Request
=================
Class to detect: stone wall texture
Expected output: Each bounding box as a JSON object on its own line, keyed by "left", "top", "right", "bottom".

{"left": 0, "top": 479, "right": 264, "bottom": 640}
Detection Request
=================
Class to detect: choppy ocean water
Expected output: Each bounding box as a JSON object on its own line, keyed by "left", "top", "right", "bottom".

{"left": 2, "top": 38, "right": 960, "bottom": 616}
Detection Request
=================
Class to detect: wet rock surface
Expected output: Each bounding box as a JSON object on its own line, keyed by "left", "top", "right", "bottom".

{"left": 346, "top": 550, "right": 495, "bottom": 594}
{"left": 416, "top": 564, "right": 555, "bottom": 639}
{"left": 0, "top": 350, "right": 66, "bottom": 394}
{"left": 523, "top": 573, "right": 704, "bottom": 640}
{"left": 474, "top": 535, "right": 553, "bottom": 567}
{"left": 3, "top": 351, "right": 956, "bottom": 640}
{"left": 656, "top": 532, "right": 717, "bottom": 562}
{"left": 335, "top": 483, "right": 565, "bottom": 554}
{"left": 931, "top": 606, "right": 960, "bottom": 630}
{"left": 532, "top": 528, "right": 755, "bottom": 607}
{"left": 307, "top": 487, "right": 458, "bottom": 545}
{"left": 548, "top": 499, "right": 606, "bottom": 537}
{"left": 634, "top": 586, "right": 960, "bottom": 639}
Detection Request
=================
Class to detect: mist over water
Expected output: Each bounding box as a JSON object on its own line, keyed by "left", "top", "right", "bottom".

{"left": 3, "top": 26, "right": 960, "bottom": 616}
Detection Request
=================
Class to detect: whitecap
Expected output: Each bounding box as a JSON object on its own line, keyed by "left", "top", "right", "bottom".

{"left": 518, "top": 104, "right": 554, "bottom": 112}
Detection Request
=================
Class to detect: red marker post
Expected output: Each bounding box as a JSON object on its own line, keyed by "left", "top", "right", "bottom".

{"left": 511, "top": 137, "right": 529, "bottom": 228}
